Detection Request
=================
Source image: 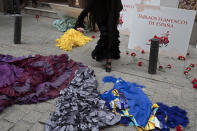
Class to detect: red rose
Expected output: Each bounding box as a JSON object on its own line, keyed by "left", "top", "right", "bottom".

{"left": 126, "top": 51, "right": 129, "bottom": 55}
{"left": 92, "top": 35, "right": 95, "bottom": 39}
{"left": 192, "top": 78, "right": 197, "bottom": 84}
{"left": 190, "top": 64, "right": 195, "bottom": 67}
{"left": 193, "top": 84, "right": 197, "bottom": 89}
{"left": 167, "top": 64, "right": 172, "bottom": 69}
{"left": 186, "top": 67, "right": 191, "bottom": 71}
{"left": 182, "top": 56, "right": 186, "bottom": 60}
{"left": 141, "top": 50, "right": 145, "bottom": 54}
{"left": 184, "top": 71, "right": 188, "bottom": 75}
{"left": 131, "top": 53, "right": 136, "bottom": 57}
{"left": 94, "top": 30, "right": 97, "bottom": 32}
{"left": 159, "top": 65, "right": 163, "bottom": 69}
{"left": 187, "top": 53, "right": 190, "bottom": 56}
{"left": 119, "top": 19, "right": 123, "bottom": 24}
{"left": 138, "top": 61, "right": 143, "bottom": 67}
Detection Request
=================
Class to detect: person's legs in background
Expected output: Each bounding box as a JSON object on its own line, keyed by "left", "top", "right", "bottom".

{"left": 4, "top": 0, "right": 20, "bottom": 14}
{"left": 5, "top": 0, "right": 14, "bottom": 14}
{"left": 21, "top": 0, "right": 27, "bottom": 9}
{"left": 13, "top": 0, "right": 21, "bottom": 14}
{"left": 2, "top": 0, "right": 7, "bottom": 14}
{"left": 21, "top": 0, "right": 37, "bottom": 9}
{"left": 32, "top": 0, "right": 37, "bottom": 8}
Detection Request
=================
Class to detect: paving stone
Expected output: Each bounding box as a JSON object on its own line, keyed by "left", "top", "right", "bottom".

{"left": 0, "top": 120, "right": 14, "bottom": 131}
{"left": 0, "top": 112, "right": 8, "bottom": 119}
{"left": 169, "top": 87, "right": 182, "bottom": 97}
{"left": 182, "top": 99, "right": 196, "bottom": 110}
{"left": 38, "top": 112, "right": 51, "bottom": 124}
{"left": 10, "top": 121, "right": 32, "bottom": 131}
{"left": 103, "top": 125, "right": 124, "bottom": 131}
{"left": 46, "top": 98, "right": 58, "bottom": 104}
{"left": 195, "top": 115, "right": 197, "bottom": 131}
{"left": 23, "top": 111, "right": 42, "bottom": 123}
{"left": 147, "top": 95, "right": 154, "bottom": 102}
{"left": 11, "top": 104, "right": 36, "bottom": 114}
{"left": 143, "top": 88, "right": 155, "bottom": 97}
{"left": 21, "top": 104, "right": 36, "bottom": 113}
{"left": 166, "top": 102, "right": 185, "bottom": 111}
{"left": 4, "top": 110, "right": 26, "bottom": 123}
{"left": 167, "top": 93, "right": 184, "bottom": 107}
{"left": 29, "top": 122, "right": 44, "bottom": 131}
{"left": 184, "top": 111, "right": 195, "bottom": 131}
{"left": 169, "top": 129, "right": 177, "bottom": 131}
{"left": 185, "top": 123, "right": 195, "bottom": 131}
{"left": 153, "top": 93, "right": 169, "bottom": 104}
{"left": 4, "top": 106, "right": 16, "bottom": 114}
{"left": 34, "top": 102, "right": 55, "bottom": 113}
{"left": 181, "top": 89, "right": 195, "bottom": 100}
{"left": 123, "top": 126, "right": 137, "bottom": 131}
{"left": 155, "top": 86, "right": 169, "bottom": 96}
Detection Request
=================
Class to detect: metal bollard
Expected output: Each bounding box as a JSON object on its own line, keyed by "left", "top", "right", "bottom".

{"left": 14, "top": 15, "right": 22, "bottom": 44}
{"left": 148, "top": 38, "right": 160, "bottom": 74}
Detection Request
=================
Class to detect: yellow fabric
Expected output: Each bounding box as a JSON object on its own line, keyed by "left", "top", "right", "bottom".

{"left": 144, "top": 115, "right": 156, "bottom": 130}
{"left": 110, "top": 98, "right": 120, "bottom": 115}
{"left": 165, "top": 115, "right": 168, "bottom": 122}
{"left": 136, "top": 127, "right": 143, "bottom": 131}
{"left": 112, "top": 89, "right": 119, "bottom": 96}
{"left": 110, "top": 98, "right": 132, "bottom": 117}
{"left": 108, "top": 89, "right": 160, "bottom": 131}
{"left": 56, "top": 29, "right": 92, "bottom": 51}
{"left": 152, "top": 104, "right": 159, "bottom": 109}
{"left": 122, "top": 109, "right": 130, "bottom": 116}
{"left": 144, "top": 104, "right": 159, "bottom": 131}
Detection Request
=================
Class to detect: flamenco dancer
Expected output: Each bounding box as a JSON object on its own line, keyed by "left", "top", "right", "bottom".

{"left": 75, "top": 0, "right": 123, "bottom": 72}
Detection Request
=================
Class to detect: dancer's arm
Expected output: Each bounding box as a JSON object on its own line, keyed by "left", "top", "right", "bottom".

{"left": 74, "top": 0, "right": 94, "bottom": 29}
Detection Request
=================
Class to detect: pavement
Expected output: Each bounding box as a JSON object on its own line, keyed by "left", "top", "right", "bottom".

{"left": 0, "top": 13, "right": 197, "bottom": 131}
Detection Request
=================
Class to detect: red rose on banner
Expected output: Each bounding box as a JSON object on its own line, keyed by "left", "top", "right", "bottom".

{"left": 141, "top": 50, "right": 145, "bottom": 54}
{"left": 119, "top": 15, "right": 123, "bottom": 25}
{"left": 119, "top": 19, "right": 123, "bottom": 25}
{"left": 126, "top": 51, "right": 129, "bottom": 55}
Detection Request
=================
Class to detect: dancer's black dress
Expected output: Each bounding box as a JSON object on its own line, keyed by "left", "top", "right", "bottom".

{"left": 75, "top": 0, "right": 123, "bottom": 61}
